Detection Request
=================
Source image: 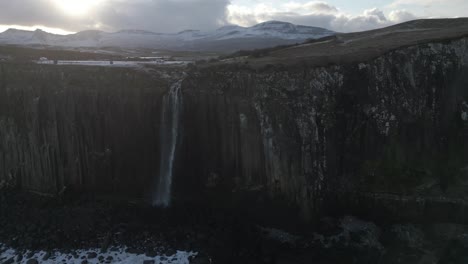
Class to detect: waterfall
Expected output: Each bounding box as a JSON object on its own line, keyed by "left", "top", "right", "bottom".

{"left": 153, "top": 78, "right": 183, "bottom": 207}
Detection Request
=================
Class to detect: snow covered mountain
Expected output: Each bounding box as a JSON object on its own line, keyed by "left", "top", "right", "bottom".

{"left": 0, "top": 21, "right": 334, "bottom": 52}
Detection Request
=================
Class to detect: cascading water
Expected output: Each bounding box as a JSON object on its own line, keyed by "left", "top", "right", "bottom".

{"left": 153, "top": 78, "right": 184, "bottom": 207}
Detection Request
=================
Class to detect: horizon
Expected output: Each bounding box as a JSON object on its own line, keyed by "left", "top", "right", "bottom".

{"left": 1, "top": 17, "right": 466, "bottom": 36}
{"left": 0, "top": 19, "right": 330, "bottom": 36}
{"left": 1, "top": 1, "right": 468, "bottom": 264}
{"left": 0, "top": 0, "right": 467, "bottom": 35}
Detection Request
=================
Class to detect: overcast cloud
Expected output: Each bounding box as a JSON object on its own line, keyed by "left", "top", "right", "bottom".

{"left": 0, "top": 0, "right": 229, "bottom": 33}
{"left": 0, "top": 0, "right": 465, "bottom": 34}
{"left": 227, "top": 2, "right": 419, "bottom": 32}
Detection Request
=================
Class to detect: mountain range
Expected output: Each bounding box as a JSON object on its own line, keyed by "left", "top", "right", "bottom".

{"left": 0, "top": 21, "right": 335, "bottom": 53}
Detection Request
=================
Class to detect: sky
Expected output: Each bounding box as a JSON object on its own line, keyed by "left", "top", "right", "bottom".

{"left": 0, "top": 0, "right": 467, "bottom": 34}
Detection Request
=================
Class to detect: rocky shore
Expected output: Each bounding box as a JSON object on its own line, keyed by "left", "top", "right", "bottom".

{"left": 1, "top": 190, "right": 468, "bottom": 264}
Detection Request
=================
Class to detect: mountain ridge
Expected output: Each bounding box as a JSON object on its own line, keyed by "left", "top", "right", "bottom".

{"left": 0, "top": 20, "right": 331, "bottom": 36}
{"left": 0, "top": 21, "right": 335, "bottom": 52}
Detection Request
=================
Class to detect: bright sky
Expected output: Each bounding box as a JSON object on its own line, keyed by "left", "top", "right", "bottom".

{"left": 233, "top": 0, "right": 389, "bottom": 14}
{"left": 231, "top": 0, "right": 468, "bottom": 17}
{"left": 0, "top": 0, "right": 467, "bottom": 34}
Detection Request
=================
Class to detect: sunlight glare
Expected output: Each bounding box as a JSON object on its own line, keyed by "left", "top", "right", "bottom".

{"left": 54, "top": 0, "right": 100, "bottom": 16}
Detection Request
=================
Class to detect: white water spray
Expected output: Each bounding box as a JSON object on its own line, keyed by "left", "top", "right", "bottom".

{"left": 153, "top": 78, "right": 183, "bottom": 207}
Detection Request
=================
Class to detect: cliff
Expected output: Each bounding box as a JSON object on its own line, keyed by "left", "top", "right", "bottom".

{"left": 0, "top": 64, "right": 172, "bottom": 199}
{"left": 1, "top": 19, "right": 468, "bottom": 224}
{"left": 182, "top": 36, "right": 468, "bottom": 220}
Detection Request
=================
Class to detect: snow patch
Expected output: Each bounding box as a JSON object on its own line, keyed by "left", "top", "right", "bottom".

{"left": 0, "top": 22, "right": 334, "bottom": 50}
{"left": 0, "top": 244, "right": 197, "bottom": 264}
{"left": 36, "top": 60, "right": 189, "bottom": 68}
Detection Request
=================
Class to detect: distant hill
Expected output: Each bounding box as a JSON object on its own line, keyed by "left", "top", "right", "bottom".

{"left": 238, "top": 18, "right": 468, "bottom": 67}
{"left": 0, "top": 21, "right": 335, "bottom": 53}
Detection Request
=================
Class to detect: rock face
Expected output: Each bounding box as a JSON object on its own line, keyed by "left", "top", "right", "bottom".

{"left": 0, "top": 64, "right": 170, "bottom": 199}
{"left": 1, "top": 36, "right": 468, "bottom": 223}
{"left": 180, "top": 37, "right": 468, "bottom": 220}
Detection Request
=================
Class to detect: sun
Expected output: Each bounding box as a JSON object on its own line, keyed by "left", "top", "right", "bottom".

{"left": 54, "top": 0, "right": 100, "bottom": 16}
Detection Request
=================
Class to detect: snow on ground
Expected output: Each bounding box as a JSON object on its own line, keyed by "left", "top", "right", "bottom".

{"left": 0, "top": 22, "right": 334, "bottom": 49}
{"left": 0, "top": 244, "right": 197, "bottom": 264}
{"left": 36, "top": 60, "right": 189, "bottom": 68}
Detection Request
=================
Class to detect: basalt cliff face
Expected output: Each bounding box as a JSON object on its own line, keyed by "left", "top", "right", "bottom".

{"left": 1, "top": 26, "right": 468, "bottom": 224}
{"left": 182, "top": 37, "right": 468, "bottom": 220}
{"left": 0, "top": 65, "right": 173, "bottom": 199}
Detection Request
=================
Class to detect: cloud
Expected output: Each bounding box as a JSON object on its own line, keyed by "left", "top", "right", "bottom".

{"left": 388, "top": 0, "right": 468, "bottom": 17}
{"left": 283, "top": 1, "right": 338, "bottom": 14}
{"left": 227, "top": 2, "right": 419, "bottom": 32}
{"left": 0, "top": 0, "right": 229, "bottom": 33}
{"left": 363, "top": 8, "right": 387, "bottom": 22}
{"left": 389, "top": 0, "right": 446, "bottom": 8}
{"left": 0, "top": 0, "right": 444, "bottom": 34}
{"left": 388, "top": 10, "right": 418, "bottom": 23}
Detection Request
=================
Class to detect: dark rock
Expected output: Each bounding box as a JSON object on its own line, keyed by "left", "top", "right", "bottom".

{"left": 127, "top": 248, "right": 145, "bottom": 255}
{"left": 110, "top": 247, "right": 119, "bottom": 252}
{"left": 0, "top": 31, "right": 467, "bottom": 234}
{"left": 318, "top": 217, "right": 342, "bottom": 236}
{"left": 101, "top": 233, "right": 111, "bottom": 252}
{"left": 165, "top": 249, "right": 176, "bottom": 256}
{"left": 81, "top": 261, "right": 88, "bottom": 264}
{"left": 87, "top": 252, "right": 98, "bottom": 259}
{"left": 26, "top": 259, "right": 39, "bottom": 264}
{"left": 439, "top": 235, "right": 468, "bottom": 264}
{"left": 42, "top": 251, "right": 51, "bottom": 261}
{"left": 145, "top": 251, "right": 158, "bottom": 258}
{"left": 0, "top": 32, "right": 468, "bottom": 264}
{"left": 190, "top": 254, "right": 212, "bottom": 264}
{"left": 3, "top": 257, "right": 15, "bottom": 264}
{"left": 143, "top": 260, "right": 155, "bottom": 264}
